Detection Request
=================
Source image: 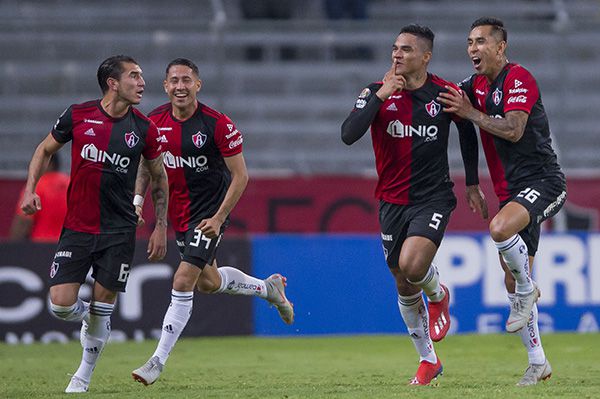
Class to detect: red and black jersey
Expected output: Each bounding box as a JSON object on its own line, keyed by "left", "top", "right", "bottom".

{"left": 148, "top": 101, "right": 243, "bottom": 233}
{"left": 350, "top": 74, "right": 461, "bottom": 205}
{"left": 51, "top": 100, "right": 162, "bottom": 234}
{"left": 459, "top": 63, "right": 564, "bottom": 202}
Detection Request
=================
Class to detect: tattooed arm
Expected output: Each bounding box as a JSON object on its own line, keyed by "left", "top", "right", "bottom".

{"left": 140, "top": 154, "right": 169, "bottom": 260}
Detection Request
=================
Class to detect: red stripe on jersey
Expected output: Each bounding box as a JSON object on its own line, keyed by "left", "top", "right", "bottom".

{"left": 149, "top": 106, "right": 192, "bottom": 232}
{"left": 64, "top": 103, "right": 113, "bottom": 232}
{"left": 372, "top": 93, "right": 413, "bottom": 204}
{"left": 480, "top": 130, "right": 510, "bottom": 202}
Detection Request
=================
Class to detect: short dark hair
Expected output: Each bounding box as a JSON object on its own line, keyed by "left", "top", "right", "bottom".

{"left": 165, "top": 58, "right": 200, "bottom": 78}
{"left": 471, "top": 17, "right": 507, "bottom": 42}
{"left": 97, "top": 55, "right": 139, "bottom": 94}
{"left": 399, "top": 24, "right": 435, "bottom": 51}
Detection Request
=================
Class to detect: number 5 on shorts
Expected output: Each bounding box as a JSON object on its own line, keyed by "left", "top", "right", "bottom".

{"left": 429, "top": 213, "right": 443, "bottom": 230}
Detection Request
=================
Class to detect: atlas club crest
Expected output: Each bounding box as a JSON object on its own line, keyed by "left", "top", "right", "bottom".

{"left": 124, "top": 131, "right": 139, "bottom": 148}
{"left": 192, "top": 131, "right": 207, "bottom": 148}
{"left": 425, "top": 100, "right": 441, "bottom": 117}
{"left": 492, "top": 88, "right": 502, "bottom": 106}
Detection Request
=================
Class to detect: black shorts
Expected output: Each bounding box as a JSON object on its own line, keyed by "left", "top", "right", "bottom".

{"left": 50, "top": 228, "right": 136, "bottom": 292}
{"left": 501, "top": 177, "right": 567, "bottom": 255}
{"left": 175, "top": 226, "right": 226, "bottom": 268}
{"left": 379, "top": 197, "right": 456, "bottom": 269}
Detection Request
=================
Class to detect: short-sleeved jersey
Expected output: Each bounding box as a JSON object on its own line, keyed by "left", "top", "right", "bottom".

{"left": 52, "top": 100, "right": 162, "bottom": 234}
{"left": 148, "top": 101, "right": 243, "bottom": 232}
{"left": 459, "top": 63, "right": 564, "bottom": 202}
{"left": 353, "top": 74, "right": 459, "bottom": 205}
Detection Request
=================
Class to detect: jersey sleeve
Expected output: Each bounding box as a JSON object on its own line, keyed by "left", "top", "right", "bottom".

{"left": 457, "top": 75, "right": 477, "bottom": 105}
{"left": 142, "top": 120, "right": 163, "bottom": 160}
{"left": 341, "top": 83, "right": 383, "bottom": 145}
{"left": 51, "top": 106, "right": 74, "bottom": 143}
{"left": 214, "top": 114, "right": 243, "bottom": 157}
{"left": 444, "top": 81, "right": 465, "bottom": 123}
{"left": 503, "top": 66, "right": 539, "bottom": 114}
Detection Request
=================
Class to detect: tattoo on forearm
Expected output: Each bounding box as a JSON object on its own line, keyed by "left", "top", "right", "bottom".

{"left": 135, "top": 159, "right": 151, "bottom": 196}
{"left": 149, "top": 157, "right": 168, "bottom": 227}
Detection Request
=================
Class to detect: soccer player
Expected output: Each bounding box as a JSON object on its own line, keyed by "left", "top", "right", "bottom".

{"left": 341, "top": 25, "right": 487, "bottom": 385}
{"left": 438, "top": 17, "right": 567, "bottom": 386}
{"left": 131, "top": 58, "right": 294, "bottom": 386}
{"left": 20, "top": 55, "right": 168, "bottom": 393}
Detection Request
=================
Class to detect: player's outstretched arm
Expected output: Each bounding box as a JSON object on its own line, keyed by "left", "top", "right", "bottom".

{"left": 198, "top": 153, "right": 249, "bottom": 239}
{"left": 438, "top": 86, "right": 527, "bottom": 142}
{"left": 144, "top": 155, "right": 169, "bottom": 260}
{"left": 456, "top": 119, "right": 488, "bottom": 220}
{"left": 21, "top": 133, "right": 64, "bottom": 215}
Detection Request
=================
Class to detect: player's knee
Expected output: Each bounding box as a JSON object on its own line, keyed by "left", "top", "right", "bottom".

{"left": 173, "top": 271, "right": 198, "bottom": 292}
{"left": 489, "top": 216, "right": 512, "bottom": 242}
{"left": 50, "top": 301, "right": 79, "bottom": 321}
{"left": 398, "top": 259, "right": 424, "bottom": 283}
{"left": 196, "top": 274, "right": 220, "bottom": 293}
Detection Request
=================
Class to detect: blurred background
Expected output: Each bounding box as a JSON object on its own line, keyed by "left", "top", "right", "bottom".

{"left": 0, "top": 0, "right": 599, "bottom": 344}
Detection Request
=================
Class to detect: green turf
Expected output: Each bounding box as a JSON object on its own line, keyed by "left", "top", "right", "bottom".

{"left": 0, "top": 333, "right": 598, "bottom": 398}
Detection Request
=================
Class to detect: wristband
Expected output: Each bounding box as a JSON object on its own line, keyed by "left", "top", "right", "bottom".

{"left": 133, "top": 195, "right": 144, "bottom": 207}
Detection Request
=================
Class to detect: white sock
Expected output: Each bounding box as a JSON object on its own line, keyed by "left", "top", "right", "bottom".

{"left": 495, "top": 235, "right": 533, "bottom": 294}
{"left": 74, "top": 301, "right": 113, "bottom": 383}
{"left": 216, "top": 266, "right": 267, "bottom": 299}
{"left": 50, "top": 298, "right": 88, "bottom": 322}
{"left": 152, "top": 290, "right": 194, "bottom": 366}
{"left": 509, "top": 294, "right": 546, "bottom": 365}
{"left": 408, "top": 264, "right": 445, "bottom": 303}
{"left": 398, "top": 292, "right": 437, "bottom": 364}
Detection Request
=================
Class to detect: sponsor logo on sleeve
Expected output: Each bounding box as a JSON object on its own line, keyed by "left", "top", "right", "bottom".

{"left": 507, "top": 95, "right": 528, "bottom": 104}
{"left": 229, "top": 136, "right": 243, "bottom": 149}
{"left": 225, "top": 129, "right": 239, "bottom": 139}
{"left": 358, "top": 88, "right": 371, "bottom": 99}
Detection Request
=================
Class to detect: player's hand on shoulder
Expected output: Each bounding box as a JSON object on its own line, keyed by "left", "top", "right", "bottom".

{"left": 21, "top": 191, "right": 41, "bottom": 215}
{"left": 438, "top": 85, "right": 474, "bottom": 119}
{"left": 377, "top": 61, "right": 406, "bottom": 101}
{"left": 197, "top": 216, "right": 223, "bottom": 239}
{"left": 466, "top": 185, "right": 489, "bottom": 220}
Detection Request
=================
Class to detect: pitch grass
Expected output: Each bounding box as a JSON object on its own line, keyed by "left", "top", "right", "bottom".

{"left": 0, "top": 334, "right": 598, "bottom": 399}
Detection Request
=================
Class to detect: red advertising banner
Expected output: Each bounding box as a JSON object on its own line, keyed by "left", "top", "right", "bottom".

{"left": 0, "top": 175, "right": 598, "bottom": 238}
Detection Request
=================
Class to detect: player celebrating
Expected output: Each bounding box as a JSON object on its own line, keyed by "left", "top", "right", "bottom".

{"left": 438, "top": 17, "right": 567, "bottom": 386}
{"left": 131, "top": 58, "right": 294, "bottom": 386}
{"left": 341, "top": 25, "right": 486, "bottom": 385}
{"left": 20, "top": 55, "right": 168, "bottom": 393}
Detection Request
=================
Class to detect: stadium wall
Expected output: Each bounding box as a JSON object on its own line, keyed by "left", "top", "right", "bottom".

{"left": 1, "top": 233, "right": 599, "bottom": 344}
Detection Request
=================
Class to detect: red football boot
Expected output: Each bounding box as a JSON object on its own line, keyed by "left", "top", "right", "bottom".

{"left": 409, "top": 357, "right": 443, "bottom": 385}
{"left": 428, "top": 284, "right": 450, "bottom": 342}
